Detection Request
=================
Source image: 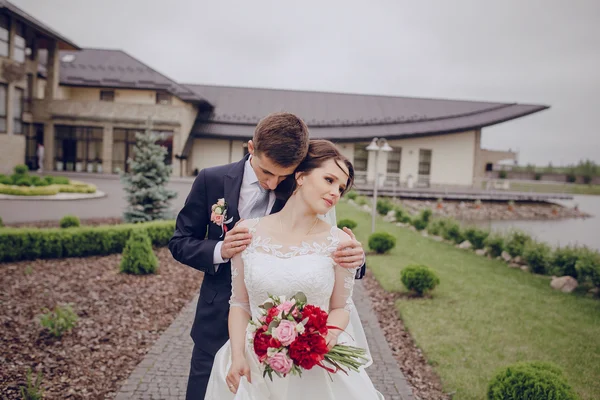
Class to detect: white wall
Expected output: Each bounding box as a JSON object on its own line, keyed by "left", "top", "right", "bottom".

{"left": 388, "top": 130, "right": 477, "bottom": 186}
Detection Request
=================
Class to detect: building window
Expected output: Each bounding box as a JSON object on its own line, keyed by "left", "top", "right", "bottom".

{"left": 13, "top": 21, "right": 26, "bottom": 63}
{"left": 113, "top": 128, "right": 173, "bottom": 173}
{"left": 13, "top": 87, "right": 23, "bottom": 134}
{"left": 353, "top": 143, "right": 368, "bottom": 171}
{"left": 0, "top": 83, "right": 6, "bottom": 133}
{"left": 0, "top": 14, "right": 8, "bottom": 57}
{"left": 418, "top": 149, "right": 432, "bottom": 175}
{"left": 100, "top": 90, "right": 115, "bottom": 102}
{"left": 54, "top": 126, "right": 103, "bottom": 172}
{"left": 156, "top": 91, "right": 172, "bottom": 105}
{"left": 387, "top": 147, "right": 402, "bottom": 174}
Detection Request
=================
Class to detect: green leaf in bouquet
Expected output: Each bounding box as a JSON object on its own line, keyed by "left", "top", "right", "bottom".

{"left": 268, "top": 320, "right": 280, "bottom": 332}
{"left": 292, "top": 292, "right": 307, "bottom": 304}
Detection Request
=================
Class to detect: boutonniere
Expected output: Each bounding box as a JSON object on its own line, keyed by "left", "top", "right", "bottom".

{"left": 211, "top": 198, "right": 234, "bottom": 237}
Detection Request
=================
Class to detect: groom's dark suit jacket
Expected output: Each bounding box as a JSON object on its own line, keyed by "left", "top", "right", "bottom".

{"left": 169, "top": 155, "right": 365, "bottom": 356}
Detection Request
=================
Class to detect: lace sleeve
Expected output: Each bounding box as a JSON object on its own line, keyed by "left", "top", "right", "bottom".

{"left": 229, "top": 253, "right": 250, "bottom": 315}
{"left": 329, "top": 228, "right": 358, "bottom": 313}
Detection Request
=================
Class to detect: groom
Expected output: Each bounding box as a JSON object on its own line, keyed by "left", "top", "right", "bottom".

{"left": 169, "top": 112, "right": 366, "bottom": 400}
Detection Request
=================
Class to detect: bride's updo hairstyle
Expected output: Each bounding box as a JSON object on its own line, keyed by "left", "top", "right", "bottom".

{"left": 276, "top": 139, "right": 354, "bottom": 199}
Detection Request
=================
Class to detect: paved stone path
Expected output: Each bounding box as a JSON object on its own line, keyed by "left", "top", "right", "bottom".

{"left": 114, "top": 281, "right": 414, "bottom": 400}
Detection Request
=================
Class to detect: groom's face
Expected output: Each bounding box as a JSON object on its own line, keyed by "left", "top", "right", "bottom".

{"left": 249, "top": 144, "right": 298, "bottom": 190}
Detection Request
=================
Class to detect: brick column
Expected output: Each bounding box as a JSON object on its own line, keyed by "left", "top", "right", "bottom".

{"left": 102, "top": 124, "right": 113, "bottom": 174}
{"left": 43, "top": 122, "right": 54, "bottom": 171}
{"left": 44, "top": 40, "right": 59, "bottom": 101}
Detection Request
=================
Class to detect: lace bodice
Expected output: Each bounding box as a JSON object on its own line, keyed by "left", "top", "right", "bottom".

{"left": 229, "top": 218, "right": 358, "bottom": 319}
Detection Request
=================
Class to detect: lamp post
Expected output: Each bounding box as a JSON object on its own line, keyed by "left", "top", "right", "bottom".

{"left": 366, "top": 138, "right": 393, "bottom": 233}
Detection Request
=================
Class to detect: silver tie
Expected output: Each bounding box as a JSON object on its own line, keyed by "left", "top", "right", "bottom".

{"left": 248, "top": 183, "right": 270, "bottom": 218}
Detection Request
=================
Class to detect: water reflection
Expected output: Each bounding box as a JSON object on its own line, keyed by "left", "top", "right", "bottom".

{"left": 463, "top": 195, "right": 600, "bottom": 251}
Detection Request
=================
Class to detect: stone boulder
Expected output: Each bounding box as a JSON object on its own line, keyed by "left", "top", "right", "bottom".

{"left": 513, "top": 256, "right": 524, "bottom": 265}
{"left": 550, "top": 276, "right": 579, "bottom": 293}
{"left": 508, "top": 263, "right": 520, "bottom": 268}
{"left": 458, "top": 240, "right": 472, "bottom": 250}
{"left": 475, "top": 249, "right": 487, "bottom": 256}
{"left": 501, "top": 251, "right": 512, "bottom": 262}
{"left": 430, "top": 235, "right": 443, "bottom": 242}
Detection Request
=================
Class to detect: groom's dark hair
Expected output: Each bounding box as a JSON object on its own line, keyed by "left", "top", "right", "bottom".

{"left": 253, "top": 112, "right": 310, "bottom": 167}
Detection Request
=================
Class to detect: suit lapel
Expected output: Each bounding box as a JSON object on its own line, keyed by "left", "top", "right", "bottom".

{"left": 270, "top": 198, "right": 286, "bottom": 214}
{"left": 223, "top": 155, "right": 248, "bottom": 226}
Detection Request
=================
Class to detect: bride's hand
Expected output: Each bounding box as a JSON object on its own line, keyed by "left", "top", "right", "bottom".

{"left": 226, "top": 356, "right": 252, "bottom": 394}
{"left": 324, "top": 331, "right": 339, "bottom": 350}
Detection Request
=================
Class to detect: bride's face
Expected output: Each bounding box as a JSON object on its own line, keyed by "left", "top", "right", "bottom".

{"left": 296, "top": 159, "right": 349, "bottom": 214}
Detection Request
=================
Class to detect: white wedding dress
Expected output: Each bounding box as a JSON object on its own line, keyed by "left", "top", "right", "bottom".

{"left": 204, "top": 218, "right": 383, "bottom": 400}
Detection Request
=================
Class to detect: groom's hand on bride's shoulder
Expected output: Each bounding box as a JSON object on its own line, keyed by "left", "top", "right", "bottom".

{"left": 220, "top": 221, "right": 252, "bottom": 260}
{"left": 333, "top": 228, "right": 365, "bottom": 270}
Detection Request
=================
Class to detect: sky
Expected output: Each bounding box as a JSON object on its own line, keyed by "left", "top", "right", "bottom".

{"left": 13, "top": 0, "right": 600, "bottom": 166}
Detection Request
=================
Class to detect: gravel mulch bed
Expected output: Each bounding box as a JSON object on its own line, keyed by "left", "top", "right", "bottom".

{"left": 363, "top": 269, "right": 451, "bottom": 400}
{"left": 0, "top": 248, "right": 202, "bottom": 399}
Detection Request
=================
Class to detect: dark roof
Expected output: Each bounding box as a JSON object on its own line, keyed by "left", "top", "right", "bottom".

{"left": 0, "top": 0, "right": 79, "bottom": 50}
{"left": 39, "top": 49, "right": 210, "bottom": 104}
{"left": 185, "top": 84, "right": 549, "bottom": 141}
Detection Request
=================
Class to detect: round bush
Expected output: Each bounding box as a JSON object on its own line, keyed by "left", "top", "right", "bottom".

{"left": 376, "top": 199, "right": 393, "bottom": 216}
{"left": 401, "top": 265, "right": 440, "bottom": 296}
{"left": 427, "top": 218, "right": 449, "bottom": 236}
{"left": 346, "top": 190, "right": 358, "bottom": 200}
{"left": 120, "top": 229, "right": 159, "bottom": 275}
{"left": 487, "top": 361, "right": 578, "bottom": 400}
{"left": 60, "top": 215, "right": 80, "bottom": 229}
{"left": 52, "top": 176, "right": 70, "bottom": 185}
{"left": 337, "top": 219, "right": 357, "bottom": 230}
{"left": 0, "top": 174, "right": 12, "bottom": 185}
{"left": 420, "top": 208, "right": 432, "bottom": 223}
{"left": 485, "top": 235, "right": 505, "bottom": 258}
{"left": 442, "top": 221, "right": 464, "bottom": 244}
{"left": 505, "top": 231, "right": 532, "bottom": 257}
{"left": 575, "top": 249, "right": 600, "bottom": 288}
{"left": 356, "top": 196, "right": 368, "bottom": 206}
{"left": 368, "top": 232, "right": 396, "bottom": 254}
{"left": 14, "top": 176, "right": 32, "bottom": 186}
{"left": 551, "top": 246, "right": 580, "bottom": 278}
{"left": 13, "top": 164, "right": 28, "bottom": 175}
{"left": 522, "top": 241, "right": 552, "bottom": 274}
{"left": 463, "top": 227, "right": 490, "bottom": 250}
{"left": 412, "top": 217, "right": 428, "bottom": 231}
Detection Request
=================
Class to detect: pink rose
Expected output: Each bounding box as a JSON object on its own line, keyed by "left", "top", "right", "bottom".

{"left": 267, "top": 352, "right": 293, "bottom": 375}
{"left": 272, "top": 320, "right": 297, "bottom": 346}
{"left": 212, "top": 213, "right": 224, "bottom": 225}
{"left": 280, "top": 300, "right": 295, "bottom": 314}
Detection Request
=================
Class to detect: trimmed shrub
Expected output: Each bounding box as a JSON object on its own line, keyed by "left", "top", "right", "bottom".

{"left": 442, "top": 220, "right": 464, "bottom": 244}
{"left": 505, "top": 230, "right": 532, "bottom": 257}
{"left": 346, "top": 190, "right": 358, "bottom": 200}
{"left": 52, "top": 176, "right": 70, "bottom": 185}
{"left": 551, "top": 246, "right": 580, "bottom": 278}
{"left": 14, "top": 175, "right": 32, "bottom": 186}
{"left": 487, "top": 361, "right": 578, "bottom": 400}
{"left": 368, "top": 232, "right": 396, "bottom": 254}
{"left": 485, "top": 235, "right": 505, "bottom": 258}
{"left": 0, "top": 216, "right": 3, "bottom": 227}
{"left": 0, "top": 184, "right": 59, "bottom": 196}
{"left": 39, "top": 304, "right": 78, "bottom": 337}
{"left": 0, "top": 220, "right": 175, "bottom": 262}
{"left": 14, "top": 164, "right": 29, "bottom": 175}
{"left": 395, "top": 207, "right": 412, "bottom": 224}
{"left": 427, "top": 218, "right": 450, "bottom": 236}
{"left": 60, "top": 215, "right": 80, "bottom": 229}
{"left": 356, "top": 196, "right": 368, "bottom": 206}
{"left": 575, "top": 249, "right": 600, "bottom": 289}
{"left": 337, "top": 219, "right": 357, "bottom": 230}
{"left": 0, "top": 174, "right": 11, "bottom": 184}
{"left": 401, "top": 265, "right": 440, "bottom": 296}
{"left": 420, "top": 208, "right": 433, "bottom": 223}
{"left": 120, "top": 229, "right": 159, "bottom": 275}
{"left": 522, "top": 241, "right": 552, "bottom": 274}
{"left": 463, "top": 227, "right": 490, "bottom": 250}
{"left": 376, "top": 198, "right": 393, "bottom": 216}
{"left": 412, "top": 217, "right": 428, "bottom": 231}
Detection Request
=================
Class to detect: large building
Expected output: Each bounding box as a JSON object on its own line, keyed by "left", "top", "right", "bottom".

{"left": 0, "top": 1, "right": 548, "bottom": 188}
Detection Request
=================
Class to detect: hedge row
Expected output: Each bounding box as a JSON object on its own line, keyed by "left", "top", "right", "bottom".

{"left": 0, "top": 181, "right": 96, "bottom": 196}
{"left": 0, "top": 220, "right": 175, "bottom": 262}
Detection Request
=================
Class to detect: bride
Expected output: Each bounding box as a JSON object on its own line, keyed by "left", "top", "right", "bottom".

{"left": 204, "top": 140, "right": 384, "bottom": 399}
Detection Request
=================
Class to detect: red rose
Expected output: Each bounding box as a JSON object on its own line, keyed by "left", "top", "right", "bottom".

{"left": 253, "top": 330, "right": 270, "bottom": 361}
{"left": 288, "top": 333, "right": 329, "bottom": 370}
{"left": 301, "top": 305, "right": 329, "bottom": 335}
{"left": 265, "top": 307, "right": 280, "bottom": 324}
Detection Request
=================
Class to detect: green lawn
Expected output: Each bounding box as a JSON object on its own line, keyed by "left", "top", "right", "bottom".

{"left": 338, "top": 201, "right": 600, "bottom": 400}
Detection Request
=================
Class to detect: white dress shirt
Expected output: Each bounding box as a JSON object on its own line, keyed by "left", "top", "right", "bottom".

{"left": 213, "top": 157, "right": 276, "bottom": 265}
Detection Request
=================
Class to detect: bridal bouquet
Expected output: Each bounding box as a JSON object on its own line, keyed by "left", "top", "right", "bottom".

{"left": 248, "top": 292, "right": 369, "bottom": 380}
